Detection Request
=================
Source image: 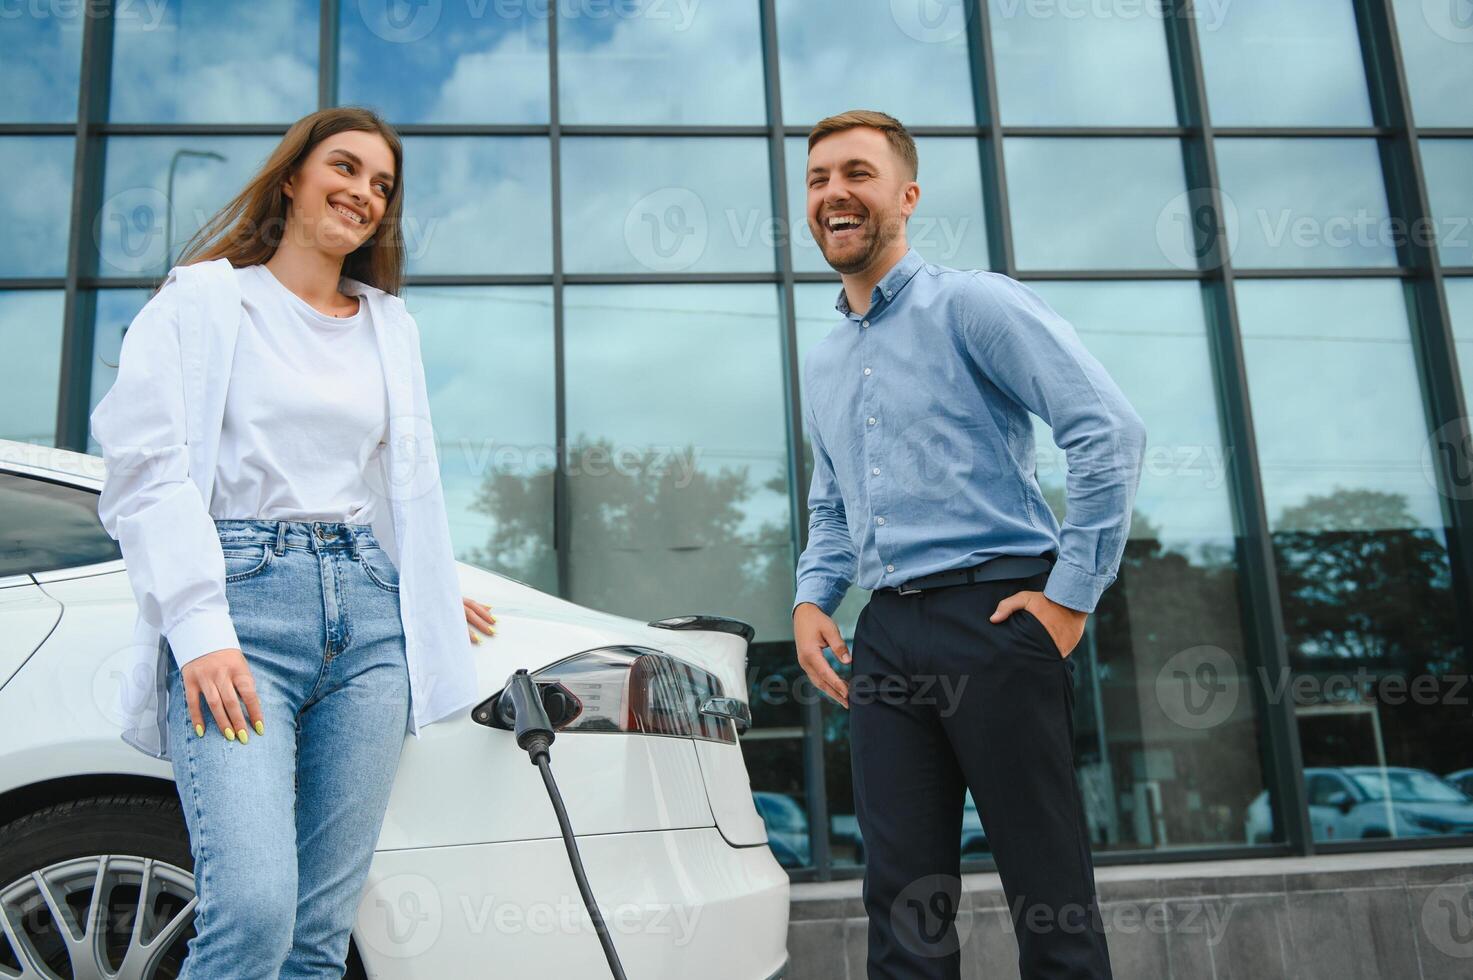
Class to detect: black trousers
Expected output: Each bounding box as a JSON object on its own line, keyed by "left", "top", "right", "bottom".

{"left": 849, "top": 568, "right": 1114, "bottom": 979}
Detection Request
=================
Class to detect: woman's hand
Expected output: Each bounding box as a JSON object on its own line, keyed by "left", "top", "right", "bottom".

{"left": 181, "top": 648, "right": 264, "bottom": 743}
{"left": 464, "top": 596, "right": 497, "bottom": 645}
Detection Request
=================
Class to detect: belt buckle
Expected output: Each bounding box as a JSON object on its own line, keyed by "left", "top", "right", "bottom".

{"left": 896, "top": 580, "right": 922, "bottom": 596}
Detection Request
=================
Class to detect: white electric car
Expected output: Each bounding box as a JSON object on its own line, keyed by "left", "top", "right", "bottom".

{"left": 0, "top": 440, "right": 789, "bottom": 979}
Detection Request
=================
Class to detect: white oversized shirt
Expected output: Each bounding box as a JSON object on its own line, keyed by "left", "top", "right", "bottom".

{"left": 212, "top": 263, "right": 389, "bottom": 528}
{"left": 89, "top": 258, "right": 480, "bottom": 760}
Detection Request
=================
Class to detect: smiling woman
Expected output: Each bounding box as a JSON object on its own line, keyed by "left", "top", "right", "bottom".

{"left": 87, "top": 106, "right": 494, "bottom": 980}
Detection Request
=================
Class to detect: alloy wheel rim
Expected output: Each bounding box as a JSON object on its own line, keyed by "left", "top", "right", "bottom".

{"left": 0, "top": 855, "right": 196, "bottom": 979}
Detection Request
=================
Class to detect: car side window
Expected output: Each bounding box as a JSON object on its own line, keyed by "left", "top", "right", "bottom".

{"left": 0, "top": 472, "right": 122, "bottom": 576}
{"left": 1307, "top": 775, "right": 1340, "bottom": 806}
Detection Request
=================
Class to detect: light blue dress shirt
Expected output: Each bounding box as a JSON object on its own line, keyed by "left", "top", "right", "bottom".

{"left": 793, "top": 248, "right": 1147, "bottom": 616}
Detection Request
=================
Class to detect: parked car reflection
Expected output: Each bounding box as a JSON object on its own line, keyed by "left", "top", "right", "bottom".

{"left": 1244, "top": 766, "right": 1473, "bottom": 843}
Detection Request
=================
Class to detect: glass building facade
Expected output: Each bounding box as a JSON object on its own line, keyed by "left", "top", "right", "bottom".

{"left": 4, "top": 0, "right": 1472, "bottom": 879}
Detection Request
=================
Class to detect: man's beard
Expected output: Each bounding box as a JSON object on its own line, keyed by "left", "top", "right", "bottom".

{"left": 818, "top": 214, "right": 890, "bottom": 275}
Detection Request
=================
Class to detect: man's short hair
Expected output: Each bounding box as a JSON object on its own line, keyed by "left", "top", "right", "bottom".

{"left": 807, "top": 110, "right": 918, "bottom": 182}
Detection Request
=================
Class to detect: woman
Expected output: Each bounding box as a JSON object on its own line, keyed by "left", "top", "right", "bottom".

{"left": 89, "top": 106, "right": 497, "bottom": 978}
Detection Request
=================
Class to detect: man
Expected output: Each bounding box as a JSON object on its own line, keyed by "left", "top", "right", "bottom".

{"left": 792, "top": 109, "right": 1145, "bottom": 979}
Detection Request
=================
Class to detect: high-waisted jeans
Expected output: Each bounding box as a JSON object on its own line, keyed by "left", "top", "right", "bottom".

{"left": 166, "top": 519, "right": 412, "bottom": 979}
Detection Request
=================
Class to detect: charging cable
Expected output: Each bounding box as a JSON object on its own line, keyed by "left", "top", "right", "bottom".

{"left": 498, "top": 669, "right": 629, "bottom": 980}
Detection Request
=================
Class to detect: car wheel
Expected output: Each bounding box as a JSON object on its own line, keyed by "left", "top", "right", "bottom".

{"left": 0, "top": 794, "right": 372, "bottom": 980}
{"left": 0, "top": 794, "right": 198, "bottom": 978}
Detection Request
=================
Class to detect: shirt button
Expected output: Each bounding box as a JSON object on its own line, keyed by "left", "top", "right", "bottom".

{"left": 886, "top": 564, "right": 895, "bottom": 572}
{"left": 872, "top": 467, "right": 880, "bottom": 475}
{"left": 867, "top": 416, "right": 877, "bottom": 425}
{"left": 876, "top": 516, "right": 885, "bottom": 525}
{"left": 861, "top": 320, "right": 870, "bottom": 328}
{"left": 863, "top": 367, "right": 872, "bottom": 376}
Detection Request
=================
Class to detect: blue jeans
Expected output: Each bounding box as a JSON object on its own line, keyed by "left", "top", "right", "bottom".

{"left": 166, "top": 519, "right": 412, "bottom": 980}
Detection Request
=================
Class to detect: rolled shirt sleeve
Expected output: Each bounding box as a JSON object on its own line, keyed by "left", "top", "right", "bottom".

{"left": 90, "top": 280, "right": 240, "bottom": 667}
{"left": 962, "top": 272, "right": 1148, "bottom": 613}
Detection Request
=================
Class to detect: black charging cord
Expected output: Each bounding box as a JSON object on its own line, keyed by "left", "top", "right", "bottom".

{"left": 501, "top": 670, "right": 629, "bottom": 980}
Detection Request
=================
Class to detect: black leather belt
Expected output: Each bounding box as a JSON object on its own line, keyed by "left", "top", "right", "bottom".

{"left": 885, "top": 554, "right": 1055, "bottom": 596}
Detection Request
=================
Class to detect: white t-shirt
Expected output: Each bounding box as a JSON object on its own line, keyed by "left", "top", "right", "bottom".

{"left": 209, "top": 263, "right": 389, "bottom": 524}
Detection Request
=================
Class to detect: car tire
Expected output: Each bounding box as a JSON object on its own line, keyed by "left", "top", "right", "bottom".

{"left": 0, "top": 793, "right": 368, "bottom": 979}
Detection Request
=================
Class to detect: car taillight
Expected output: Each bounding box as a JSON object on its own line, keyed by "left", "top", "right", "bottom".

{"left": 506, "top": 646, "right": 739, "bottom": 744}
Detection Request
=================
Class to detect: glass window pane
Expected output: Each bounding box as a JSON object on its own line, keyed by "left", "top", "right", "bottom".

{"left": 338, "top": 2, "right": 548, "bottom": 123}
{"left": 402, "top": 137, "right": 552, "bottom": 276}
{"left": 406, "top": 286, "right": 556, "bottom": 594}
{"left": 96, "top": 136, "right": 279, "bottom": 278}
{"left": 0, "top": 9, "right": 82, "bottom": 122}
{"left": 1449, "top": 279, "right": 1473, "bottom": 415}
{"left": 777, "top": 0, "right": 976, "bottom": 127}
{"left": 1391, "top": 0, "right": 1473, "bottom": 127}
{"left": 558, "top": 3, "right": 763, "bottom": 124}
{"left": 987, "top": 0, "right": 1178, "bottom": 125}
{"left": 1027, "top": 281, "right": 1265, "bottom": 851}
{"left": 109, "top": 0, "right": 318, "bottom": 123}
{"left": 1198, "top": 0, "right": 1373, "bottom": 126}
{"left": 1005, "top": 137, "right": 1192, "bottom": 270}
{"left": 0, "top": 290, "right": 65, "bottom": 446}
{"left": 560, "top": 138, "right": 774, "bottom": 274}
{"left": 1237, "top": 278, "right": 1469, "bottom": 843}
{"left": 785, "top": 136, "right": 989, "bottom": 274}
{"left": 1421, "top": 140, "right": 1473, "bottom": 269}
{"left": 0, "top": 138, "right": 74, "bottom": 278}
{"left": 1215, "top": 138, "right": 1396, "bottom": 269}
{"left": 563, "top": 284, "right": 794, "bottom": 642}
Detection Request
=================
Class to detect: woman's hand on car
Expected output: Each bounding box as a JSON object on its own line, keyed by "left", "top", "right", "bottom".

{"left": 181, "top": 648, "right": 264, "bottom": 743}
{"left": 464, "top": 596, "right": 497, "bottom": 645}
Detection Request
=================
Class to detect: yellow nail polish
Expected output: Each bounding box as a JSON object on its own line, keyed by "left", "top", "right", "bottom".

{"left": 225, "top": 727, "right": 235, "bottom": 741}
{"left": 488, "top": 627, "right": 496, "bottom": 636}
{"left": 238, "top": 727, "right": 249, "bottom": 744}
{"left": 195, "top": 723, "right": 205, "bottom": 738}
{"left": 255, "top": 720, "right": 265, "bottom": 735}
{"left": 471, "top": 632, "right": 481, "bottom": 644}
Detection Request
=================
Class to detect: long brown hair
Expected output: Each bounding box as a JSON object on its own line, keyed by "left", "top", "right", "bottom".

{"left": 167, "top": 106, "right": 406, "bottom": 295}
